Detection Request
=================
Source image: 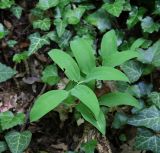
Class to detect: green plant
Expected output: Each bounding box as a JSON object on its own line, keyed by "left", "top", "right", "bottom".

{"left": 30, "top": 30, "right": 140, "bottom": 135}
{"left": 0, "top": 111, "right": 32, "bottom": 153}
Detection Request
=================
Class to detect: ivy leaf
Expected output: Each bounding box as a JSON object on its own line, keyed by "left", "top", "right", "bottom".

{"left": 71, "top": 85, "right": 100, "bottom": 120}
{"left": 76, "top": 103, "right": 106, "bottom": 135}
{"left": 99, "top": 92, "right": 140, "bottom": 108}
{"left": 64, "top": 6, "right": 85, "bottom": 25}
{"left": 154, "top": 0, "right": 160, "bottom": 15}
{"left": 85, "top": 66, "right": 129, "bottom": 82}
{"left": 103, "top": 0, "right": 125, "bottom": 17}
{"left": 7, "top": 40, "right": 17, "bottom": 48}
{"left": 0, "top": 141, "right": 7, "bottom": 152}
{"left": 37, "top": 0, "right": 59, "bottom": 10}
{"left": 0, "top": 111, "right": 25, "bottom": 130}
{"left": 11, "top": 5, "right": 23, "bottom": 19}
{"left": 41, "top": 65, "right": 60, "bottom": 86}
{"left": 120, "top": 60, "right": 143, "bottom": 83}
{"left": 134, "top": 128, "right": 160, "bottom": 153}
{"left": 85, "top": 8, "right": 111, "bottom": 32}
{"left": 148, "top": 92, "right": 160, "bottom": 109}
{"left": 5, "top": 130, "right": 32, "bottom": 153}
{"left": 13, "top": 51, "right": 28, "bottom": 63}
{"left": 0, "top": 23, "right": 5, "bottom": 39}
{"left": 33, "top": 18, "right": 51, "bottom": 31}
{"left": 127, "top": 6, "right": 146, "bottom": 29}
{"left": 48, "top": 49, "right": 81, "bottom": 82}
{"left": 28, "top": 33, "right": 50, "bottom": 55}
{"left": 70, "top": 38, "right": 96, "bottom": 74}
{"left": 112, "top": 112, "right": 128, "bottom": 129}
{"left": 138, "top": 40, "right": 160, "bottom": 67}
{"left": 128, "top": 106, "right": 160, "bottom": 132}
{"left": 54, "top": 18, "right": 67, "bottom": 37}
{"left": 30, "top": 90, "right": 69, "bottom": 122}
{"left": 0, "top": 0, "right": 14, "bottom": 9}
{"left": 0, "top": 63, "right": 16, "bottom": 83}
{"left": 141, "top": 16, "right": 160, "bottom": 33}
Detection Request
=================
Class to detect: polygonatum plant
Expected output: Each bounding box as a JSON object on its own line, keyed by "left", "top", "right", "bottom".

{"left": 30, "top": 30, "right": 140, "bottom": 135}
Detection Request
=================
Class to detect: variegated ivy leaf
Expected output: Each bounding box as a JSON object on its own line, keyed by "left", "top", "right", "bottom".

{"left": 103, "top": 0, "right": 125, "bottom": 17}
{"left": 28, "top": 32, "right": 50, "bottom": 55}
{"left": 128, "top": 106, "right": 160, "bottom": 132}
{"left": 134, "top": 128, "right": 160, "bottom": 153}
{"left": 64, "top": 6, "right": 86, "bottom": 25}
{"left": 141, "top": 16, "right": 160, "bottom": 33}
{"left": 5, "top": 130, "right": 32, "bottom": 153}
{"left": 11, "top": 5, "right": 23, "bottom": 19}
{"left": 120, "top": 60, "right": 143, "bottom": 83}
{"left": 54, "top": 18, "right": 67, "bottom": 37}
{"left": 0, "top": 111, "right": 25, "bottom": 131}
{"left": 37, "top": 0, "right": 59, "bottom": 10}
{"left": 85, "top": 8, "right": 111, "bottom": 32}
{"left": 0, "top": 63, "right": 16, "bottom": 83}
{"left": 33, "top": 18, "right": 51, "bottom": 31}
{"left": 0, "top": 141, "right": 7, "bottom": 152}
{"left": 138, "top": 40, "right": 160, "bottom": 67}
{"left": 148, "top": 92, "right": 160, "bottom": 109}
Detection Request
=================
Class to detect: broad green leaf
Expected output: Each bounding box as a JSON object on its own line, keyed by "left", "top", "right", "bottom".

{"left": 0, "top": 141, "right": 7, "bottom": 152}
{"left": 76, "top": 103, "right": 106, "bottom": 135}
{"left": 138, "top": 40, "right": 160, "bottom": 67}
{"left": 101, "top": 30, "right": 117, "bottom": 59}
{"left": 99, "top": 92, "right": 140, "bottom": 108}
{"left": 134, "top": 128, "right": 160, "bottom": 153}
{"left": 0, "top": 111, "right": 25, "bottom": 130}
{"left": 33, "top": 18, "right": 51, "bottom": 31}
{"left": 81, "top": 140, "right": 97, "bottom": 153}
{"left": 71, "top": 85, "right": 100, "bottom": 119}
{"left": 127, "top": 7, "right": 146, "bottom": 29}
{"left": 103, "top": 50, "right": 138, "bottom": 67}
{"left": 0, "top": 0, "right": 14, "bottom": 9}
{"left": 0, "top": 63, "right": 16, "bottom": 83}
{"left": 28, "top": 33, "right": 50, "bottom": 55}
{"left": 141, "top": 16, "right": 160, "bottom": 33}
{"left": 48, "top": 49, "right": 81, "bottom": 82}
{"left": 85, "top": 66, "right": 129, "bottom": 82}
{"left": 103, "top": 0, "right": 125, "bottom": 17}
{"left": 85, "top": 8, "right": 111, "bottom": 32}
{"left": 37, "top": 0, "right": 59, "bottom": 10}
{"left": 120, "top": 60, "right": 143, "bottom": 83}
{"left": 0, "top": 23, "right": 5, "bottom": 39}
{"left": 128, "top": 106, "right": 160, "bottom": 132}
{"left": 54, "top": 18, "right": 67, "bottom": 37}
{"left": 70, "top": 38, "right": 96, "bottom": 74}
{"left": 5, "top": 130, "right": 32, "bottom": 153}
{"left": 13, "top": 51, "right": 28, "bottom": 63}
{"left": 11, "top": 5, "right": 23, "bottom": 19}
{"left": 41, "top": 65, "right": 60, "bottom": 86}
{"left": 148, "top": 92, "right": 160, "bottom": 109}
{"left": 130, "top": 38, "right": 146, "bottom": 51}
{"left": 65, "top": 6, "right": 85, "bottom": 25}
{"left": 30, "top": 90, "right": 68, "bottom": 122}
